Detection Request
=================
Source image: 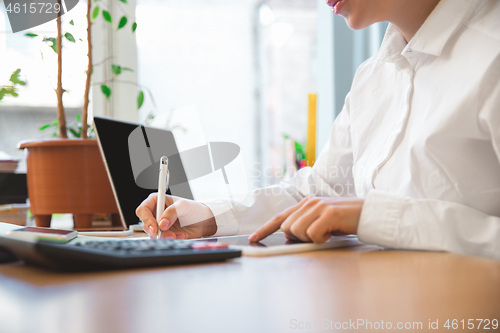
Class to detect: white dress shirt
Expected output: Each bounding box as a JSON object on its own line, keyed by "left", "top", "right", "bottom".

{"left": 204, "top": 0, "right": 500, "bottom": 260}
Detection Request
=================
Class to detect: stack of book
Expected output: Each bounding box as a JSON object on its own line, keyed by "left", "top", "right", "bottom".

{"left": 0, "top": 152, "right": 19, "bottom": 173}
{"left": 0, "top": 204, "right": 28, "bottom": 226}
{"left": 0, "top": 151, "right": 28, "bottom": 225}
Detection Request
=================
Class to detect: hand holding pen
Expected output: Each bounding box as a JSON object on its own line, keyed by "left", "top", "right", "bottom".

{"left": 137, "top": 156, "right": 217, "bottom": 239}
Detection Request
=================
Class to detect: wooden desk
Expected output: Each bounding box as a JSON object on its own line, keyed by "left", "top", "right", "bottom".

{"left": 0, "top": 245, "right": 499, "bottom": 333}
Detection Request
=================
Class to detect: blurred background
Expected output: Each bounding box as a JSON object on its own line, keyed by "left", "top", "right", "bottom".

{"left": 0, "top": 0, "right": 388, "bottom": 189}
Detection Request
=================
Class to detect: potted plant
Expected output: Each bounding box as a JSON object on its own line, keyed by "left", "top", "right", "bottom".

{"left": 18, "top": 0, "right": 140, "bottom": 228}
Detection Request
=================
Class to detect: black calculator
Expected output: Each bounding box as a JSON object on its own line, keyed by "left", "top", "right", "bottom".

{"left": 0, "top": 236, "right": 241, "bottom": 271}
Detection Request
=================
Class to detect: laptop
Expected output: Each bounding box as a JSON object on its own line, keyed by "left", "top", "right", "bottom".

{"left": 93, "top": 116, "right": 194, "bottom": 229}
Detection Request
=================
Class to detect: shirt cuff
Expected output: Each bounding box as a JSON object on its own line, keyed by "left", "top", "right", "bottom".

{"left": 357, "top": 190, "right": 405, "bottom": 248}
{"left": 201, "top": 199, "right": 239, "bottom": 237}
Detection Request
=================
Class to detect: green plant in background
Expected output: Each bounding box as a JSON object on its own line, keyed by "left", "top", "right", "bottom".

{"left": 0, "top": 69, "right": 25, "bottom": 101}
{"left": 24, "top": 1, "right": 69, "bottom": 139}
{"left": 91, "top": 0, "right": 142, "bottom": 107}
{"left": 39, "top": 114, "right": 95, "bottom": 139}
{"left": 295, "top": 140, "right": 306, "bottom": 169}
{"left": 26, "top": 0, "right": 147, "bottom": 139}
{"left": 87, "top": 0, "right": 147, "bottom": 135}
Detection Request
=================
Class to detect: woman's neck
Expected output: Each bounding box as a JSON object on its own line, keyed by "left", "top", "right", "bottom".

{"left": 387, "top": 0, "right": 441, "bottom": 43}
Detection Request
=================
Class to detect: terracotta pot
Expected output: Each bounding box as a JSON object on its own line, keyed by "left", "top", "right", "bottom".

{"left": 18, "top": 139, "right": 121, "bottom": 229}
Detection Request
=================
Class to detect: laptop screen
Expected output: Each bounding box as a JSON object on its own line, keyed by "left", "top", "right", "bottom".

{"left": 93, "top": 116, "right": 194, "bottom": 227}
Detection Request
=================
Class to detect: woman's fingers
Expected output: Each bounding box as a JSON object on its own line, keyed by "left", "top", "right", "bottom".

{"left": 280, "top": 199, "right": 324, "bottom": 242}
{"left": 175, "top": 232, "right": 189, "bottom": 239}
{"left": 157, "top": 229, "right": 188, "bottom": 240}
{"left": 282, "top": 210, "right": 322, "bottom": 242}
{"left": 137, "top": 193, "right": 178, "bottom": 238}
{"left": 136, "top": 193, "right": 159, "bottom": 237}
{"left": 158, "top": 203, "right": 179, "bottom": 231}
{"left": 248, "top": 198, "right": 310, "bottom": 242}
{"left": 305, "top": 204, "right": 362, "bottom": 243}
{"left": 283, "top": 202, "right": 363, "bottom": 244}
{"left": 305, "top": 212, "right": 338, "bottom": 244}
{"left": 284, "top": 233, "right": 300, "bottom": 242}
{"left": 157, "top": 229, "right": 175, "bottom": 239}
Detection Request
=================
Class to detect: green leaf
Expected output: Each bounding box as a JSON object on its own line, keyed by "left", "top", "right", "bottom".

{"left": 92, "top": 6, "right": 100, "bottom": 21}
{"left": 122, "top": 67, "right": 134, "bottom": 72}
{"left": 69, "top": 20, "right": 74, "bottom": 26}
{"left": 9, "top": 69, "right": 26, "bottom": 86}
{"left": 43, "top": 37, "right": 57, "bottom": 53}
{"left": 101, "top": 84, "right": 111, "bottom": 99}
{"left": 111, "top": 64, "right": 122, "bottom": 75}
{"left": 39, "top": 124, "right": 52, "bottom": 131}
{"left": 118, "top": 16, "right": 127, "bottom": 30}
{"left": 137, "top": 90, "right": 144, "bottom": 109}
{"left": 69, "top": 128, "right": 80, "bottom": 138}
{"left": 1, "top": 89, "right": 9, "bottom": 99}
{"left": 1, "top": 88, "right": 18, "bottom": 99}
{"left": 76, "top": 114, "right": 81, "bottom": 122}
{"left": 79, "top": 38, "right": 83, "bottom": 41}
{"left": 119, "top": 0, "right": 127, "bottom": 3}
{"left": 25, "top": 33, "right": 38, "bottom": 37}
{"left": 132, "top": 22, "right": 137, "bottom": 32}
{"left": 64, "top": 32, "right": 75, "bottom": 43}
{"left": 102, "top": 10, "right": 112, "bottom": 23}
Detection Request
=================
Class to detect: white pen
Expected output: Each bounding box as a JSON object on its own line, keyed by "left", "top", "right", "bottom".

{"left": 156, "top": 156, "right": 169, "bottom": 239}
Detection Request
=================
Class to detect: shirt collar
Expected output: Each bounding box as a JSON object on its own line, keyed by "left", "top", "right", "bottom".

{"left": 377, "top": 24, "right": 407, "bottom": 63}
{"left": 377, "top": 0, "right": 481, "bottom": 62}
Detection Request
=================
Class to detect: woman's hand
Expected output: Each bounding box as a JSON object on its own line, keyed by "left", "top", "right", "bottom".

{"left": 135, "top": 193, "right": 217, "bottom": 239}
{"left": 248, "top": 197, "right": 364, "bottom": 243}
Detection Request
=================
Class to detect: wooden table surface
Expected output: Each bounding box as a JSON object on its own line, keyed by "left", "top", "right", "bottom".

{"left": 0, "top": 244, "right": 499, "bottom": 333}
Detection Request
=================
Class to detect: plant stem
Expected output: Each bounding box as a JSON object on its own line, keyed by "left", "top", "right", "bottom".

{"left": 82, "top": 0, "right": 93, "bottom": 139}
{"left": 56, "top": 0, "right": 67, "bottom": 139}
{"left": 93, "top": 55, "right": 114, "bottom": 68}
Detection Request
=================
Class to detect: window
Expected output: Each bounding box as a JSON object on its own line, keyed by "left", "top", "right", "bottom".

{"left": 136, "top": 0, "right": 262, "bottom": 189}
{"left": 0, "top": 3, "right": 87, "bottom": 163}
{"left": 0, "top": 4, "right": 87, "bottom": 108}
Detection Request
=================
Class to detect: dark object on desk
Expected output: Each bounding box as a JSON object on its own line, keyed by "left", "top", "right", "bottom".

{"left": 0, "top": 236, "right": 241, "bottom": 271}
{"left": 93, "top": 116, "right": 193, "bottom": 229}
{"left": 0, "top": 173, "right": 27, "bottom": 205}
{"left": 0, "top": 246, "right": 18, "bottom": 264}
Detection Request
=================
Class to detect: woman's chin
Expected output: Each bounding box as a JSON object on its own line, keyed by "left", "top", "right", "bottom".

{"left": 344, "top": 15, "right": 371, "bottom": 31}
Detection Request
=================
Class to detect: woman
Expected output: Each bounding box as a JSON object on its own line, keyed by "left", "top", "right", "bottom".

{"left": 136, "top": 0, "right": 500, "bottom": 259}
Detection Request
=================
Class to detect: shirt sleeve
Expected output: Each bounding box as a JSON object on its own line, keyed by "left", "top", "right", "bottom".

{"left": 358, "top": 190, "right": 500, "bottom": 260}
{"left": 203, "top": 96, "right": 356, "bottom": 237}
